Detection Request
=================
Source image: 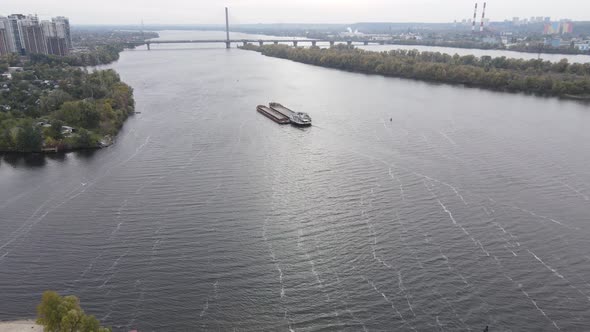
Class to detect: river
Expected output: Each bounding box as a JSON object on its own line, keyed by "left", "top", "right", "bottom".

{"left": 1, "top": 31, "right": 590, "bottom": 331}
{"left": 357, "top": 44, "right": 590, "bottom": 64}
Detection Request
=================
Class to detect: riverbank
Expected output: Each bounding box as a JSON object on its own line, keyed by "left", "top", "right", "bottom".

{"left": 381, "top": 40, "right": 589, "bottom": 56}
{"left": 0, "top": 320, "right": 42, "bottom": 332}
{"left": 241, "top": 44, "right": 590, "bottom": 99}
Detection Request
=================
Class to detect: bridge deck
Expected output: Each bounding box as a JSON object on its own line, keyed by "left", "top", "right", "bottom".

{"left": 146, "top": 39, "right": 384, "bottom": 44}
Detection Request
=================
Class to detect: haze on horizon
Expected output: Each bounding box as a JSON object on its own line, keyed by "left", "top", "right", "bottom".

{"left": 4, "top": 0, "right": 590, "bottom": 25}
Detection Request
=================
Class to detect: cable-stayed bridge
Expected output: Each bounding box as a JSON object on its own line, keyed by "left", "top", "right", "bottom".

{"left": 139, "top": 8, "right": 387, "bottom": 50}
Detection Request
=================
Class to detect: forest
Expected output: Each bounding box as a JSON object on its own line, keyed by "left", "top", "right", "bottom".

{"left": 241, "top": 44, "right": 590, "bottom": 98}
{"left": 0, "top": 56, "right": 135, "bottom": 152}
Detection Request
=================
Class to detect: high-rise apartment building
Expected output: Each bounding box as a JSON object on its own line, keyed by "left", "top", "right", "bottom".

{"left": 19, "top": 15, "right": 47, "bottom": 55}
{"left": 8, "top": 14, "right": 25, "bottom": 54}
{"left": 40, "top": 19, "right": 70, "bottom": 55}
{"left": 0, "top": 16, "right": 17, "bottom": 54}
{"left": 0, "top": 14, "right": 71, "bottom": 56}
{"left": 46, "top": 37, "right": 68, "bottom": 56}
{"left": 52, "top": 16, "right": 71, "bottom": 49}
{"left": 0, "top": 29, "right": 8, "bottom": 55}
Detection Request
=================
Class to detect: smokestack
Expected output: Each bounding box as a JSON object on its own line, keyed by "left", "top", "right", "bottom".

{"left": 480, "top": 2, "right": 487, "bottom": 32}
{"left": 472, "top": 3, "right": 478, "bottom": 32}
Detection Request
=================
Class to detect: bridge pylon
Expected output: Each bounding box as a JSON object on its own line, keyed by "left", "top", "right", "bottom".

{"left": 225, "top": 7, "right": 230, "bottom": 48}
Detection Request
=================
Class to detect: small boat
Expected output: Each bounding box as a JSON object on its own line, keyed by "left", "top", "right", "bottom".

{"left": 256, "top": 105, "right": 290, "bottom": 124}
{"left": 269, "top": 102, "right": 312, "bottom": 127}
{"left": 289, "top": 112, "right": 312, "bottom": 127}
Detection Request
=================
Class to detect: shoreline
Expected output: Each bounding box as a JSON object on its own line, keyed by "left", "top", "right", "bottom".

{"left": 234, "top": 31, "right": 590, "bottom": 57}
{"left": 241, "top": 44, "right": 590, "bottom": 101}
{"left": 0, "top": 320, "right": 42, "bottom": 332}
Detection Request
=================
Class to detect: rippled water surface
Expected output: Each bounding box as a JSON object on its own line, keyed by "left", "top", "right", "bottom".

{"left": 1, "top": 31, "right": 590, "bottom": 331}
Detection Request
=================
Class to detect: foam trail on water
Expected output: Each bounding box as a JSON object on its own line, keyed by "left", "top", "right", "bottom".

{"left": 438, "top": 130, "right": 457, "bottom": 146}
{"left": 398, "top": 271, "right": 417, "bottom": 317}
{"left": 284, "top": 310, "right": 295, "bottom": 332}
{"left": 388, "top": 166, "right": 405, "bottom": 201}
{"left": 560, "top": 181, "right": 590, "bottom": 201}
{"left": 527, "top": 249, "right": 590, "bottom": 301}
{"left": 437, "top": 199, "right": 457, "bottom": 224}
{"left": 200, "top": 298, "right": 209, "bottom": 317}
{"left": 519, "top": 285, "right": 561, "bottom": 331}
{"left": 362, "top": 203, "right": 417, "bottom": 319}
{"left": 528, "top": 250, "right": 564, "bottom": 279}
{"left": 262, "top": 218, "right": 286, "bottom": 298}
{"left": 363, "top": 276, "right": 415, "bottom": 330}
{"left": 432, "top": 288, "right": 472, "bottom": 331}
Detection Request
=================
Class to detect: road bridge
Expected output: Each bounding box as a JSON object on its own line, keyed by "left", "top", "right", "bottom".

{"left": 143, "top": 39, "right": 386, "bottom": 50}
{"left": 139, "top": 7, "right": 388, "bottom": 50}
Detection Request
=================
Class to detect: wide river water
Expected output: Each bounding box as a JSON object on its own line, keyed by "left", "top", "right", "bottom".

{"left": 1, "top": 31, "right": 590, "bottom": 331}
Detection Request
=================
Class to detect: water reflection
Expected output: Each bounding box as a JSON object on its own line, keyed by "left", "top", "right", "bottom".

{"left": 1, "top": 153, "right": 48, "bottom": 168}
{"left": 0, "top": 150, "right": 99, "bottom": 168}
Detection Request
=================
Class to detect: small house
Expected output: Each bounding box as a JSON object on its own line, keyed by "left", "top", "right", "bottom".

{"left": 61, "top": 125, "right": 75, "bottom": 135}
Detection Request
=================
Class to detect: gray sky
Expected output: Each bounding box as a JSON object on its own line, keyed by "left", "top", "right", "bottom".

{"left": 3, "top": 0, "right": 588, "bottom": 25}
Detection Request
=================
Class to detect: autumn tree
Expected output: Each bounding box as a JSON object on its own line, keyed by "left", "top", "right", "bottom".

{"left": 36, "top": 291, "right": 110, "bottom": 332}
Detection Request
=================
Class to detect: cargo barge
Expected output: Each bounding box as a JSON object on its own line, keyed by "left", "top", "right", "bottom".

{"left": 257, "top": 105, "right": 290, "bottom": 124}
{"left": 269, "top": 102, "right": 312, "bottom": 127}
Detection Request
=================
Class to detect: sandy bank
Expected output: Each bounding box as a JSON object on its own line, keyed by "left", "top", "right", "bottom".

{"left": 0, "top": 320, "right": 42, "bottom": 332}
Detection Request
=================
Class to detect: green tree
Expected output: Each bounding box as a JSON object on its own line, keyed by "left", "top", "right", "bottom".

{"left": 39, "top": 90, "right": 73, "bottom": 115}
{"left": 36, "top": 291, "right": 110, "bottom": 332}
{"left": 75, "top": 128, "right": 96, "bottom": 148}
{"left": 15, "top": 124, "right": 42, "bottom": 152}
{"left": 48, "top": 120, "right": 64, "bottom": 140}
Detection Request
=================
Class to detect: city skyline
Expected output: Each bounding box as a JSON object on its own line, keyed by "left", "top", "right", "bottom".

{"left": 0, "top": 14, "right": 71, "bottom": 56}
{"left": 2, "top": 0, "right": 590, "bottom": 25}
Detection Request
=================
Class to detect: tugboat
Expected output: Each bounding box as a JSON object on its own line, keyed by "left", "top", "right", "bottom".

{"left": 269, "top": 102, "right": 312, "bottom": 127}
{"left": 288, "top": 112, "right": 312, "bottom": 127}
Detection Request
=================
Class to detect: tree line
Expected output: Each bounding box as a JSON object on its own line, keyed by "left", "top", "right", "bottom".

{"left": 29, "top": 44, "right": 125, "bottom": 67}
{"left": 241, "top": 44, "right": 590, "bottom": 98}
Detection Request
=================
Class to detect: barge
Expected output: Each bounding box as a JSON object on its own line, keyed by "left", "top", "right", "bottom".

{"left": 269, "top": 102, "right": 312, "bottom": 127}
{"left": 257, "top": 105, "right": 290, "bottom": 124}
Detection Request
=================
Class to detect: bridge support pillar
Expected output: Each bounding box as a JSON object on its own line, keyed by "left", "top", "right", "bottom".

{"left": 329, "top": 41, "right": 335, "bottom": 47}
{"left": 347, "top": 40, "right": 352, "bottom": 46}
{"left": 293, "top": 41, "right": 298, "bottom": 47}
{"left": 274, "top": 41, "right": 278, "bottom": 45}
{"left": 226, "top": 41, "right": 231, "bottom": 49}
{"left": 147, "top": 43, "right": 150, "bottom": 50}
{"left": 363, "top": 41, "right": 368, "bottom": 45}
{"left": 311, "top": 41, "right": 317, "bottom": 47}
{"left": 259, "top": 40, "right": 264, "bottom": 46}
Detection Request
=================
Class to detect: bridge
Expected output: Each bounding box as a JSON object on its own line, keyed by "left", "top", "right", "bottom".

{"left": 145, "top": 39, "right": 387, "bottom": 50}
{"left": 142, "top": 7, "right": 388, "bottom": 50}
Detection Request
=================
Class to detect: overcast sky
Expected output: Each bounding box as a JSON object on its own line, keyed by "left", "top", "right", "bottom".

{"left": 3, "top": 0, "right": 588, "bottom": 25}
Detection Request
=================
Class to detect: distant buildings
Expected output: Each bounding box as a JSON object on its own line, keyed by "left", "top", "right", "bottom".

{"left": 0, "top": 13, "right": 72, "bottom": 56}
{"left": 543, "top": 21, "right": 574, "bottom": 35}
{"left": 575, "top": 41, "right": 590, "bottom": 51}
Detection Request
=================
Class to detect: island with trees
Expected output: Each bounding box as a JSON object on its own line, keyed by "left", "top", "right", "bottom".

{"left": 240, "top": 44, "right": 590, "bottom": 99}
{"left": 0, "top": 54, "right": 135, "bottom": 153}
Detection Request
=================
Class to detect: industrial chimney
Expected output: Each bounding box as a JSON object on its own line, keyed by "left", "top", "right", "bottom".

{"left": 480, "top": 2, "right": 487, "bottom": 32}
{"left": 472, "top": 3, "right": 478, "bottom": 33}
